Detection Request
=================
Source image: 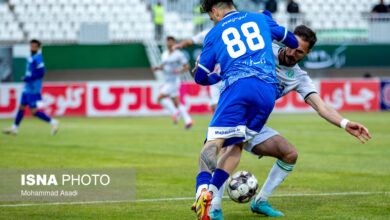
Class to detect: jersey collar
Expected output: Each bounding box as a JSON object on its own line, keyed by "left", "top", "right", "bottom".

{"left": 223, "top": 11, "right": 239, "bottom": 19}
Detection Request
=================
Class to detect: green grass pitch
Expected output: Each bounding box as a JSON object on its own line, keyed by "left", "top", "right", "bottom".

{"left": 0, "top": 112, "right": 389, "bottom": 219}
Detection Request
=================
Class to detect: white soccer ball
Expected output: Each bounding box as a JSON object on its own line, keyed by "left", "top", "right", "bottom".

{"left": 226, "top": 171, "right": 258, "bottom": 203}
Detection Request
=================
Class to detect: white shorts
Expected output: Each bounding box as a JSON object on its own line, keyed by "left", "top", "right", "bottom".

{"left": 244, "top": 126, "right": 279, "bottom": 157}
{"left": 209, "top": 82, "right": 221, "bottom": 106}
{"left": 160, "top": 79, "right": 180, "bottom": 98}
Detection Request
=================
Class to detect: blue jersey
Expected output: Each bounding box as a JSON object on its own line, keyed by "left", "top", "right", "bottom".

{"left": 23, "top": 53, "right": 45, "bottom": 94}
{"left": 195, "top": 11, "right": 298, "bottom": 96}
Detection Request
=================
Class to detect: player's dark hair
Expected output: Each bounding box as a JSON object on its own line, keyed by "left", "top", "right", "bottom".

{"left": 30, "top": 39, "right": 41, "bottom": 47}
{"left": 293, "top": 25, "right": 317, "bottom": 50}
{"left": 201, "top": 0, "right": 234, "bottom": 12}
{"left": 166, "top": 36, "right": 175, "bottom": 41}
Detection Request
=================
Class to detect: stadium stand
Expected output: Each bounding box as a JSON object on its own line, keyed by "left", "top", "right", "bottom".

{"left": 0, "top": 0, "right": 389, "bottom": 43}
{"left": 6, "top": 0, "right": 154, "bottom": 43}
{"left": 0, "top": 3, "right": 23, "bottom": 41}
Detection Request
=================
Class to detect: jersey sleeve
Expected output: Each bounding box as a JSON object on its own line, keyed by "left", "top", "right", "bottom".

{"left": 296, "top": 73, "right": 317, "bottom": 100}
{"left": 194, "top": 34, "right": 219, "bottom": 85}
{"left": 264, "top": 14, "right": 298, "bottom": 49}
{"left": 191, "top": 29, "right": 210, "bottom": 45}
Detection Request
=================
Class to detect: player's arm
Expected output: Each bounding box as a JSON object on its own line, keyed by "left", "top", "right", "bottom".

{"left": 194, "top": 37, "right": 221, "bottom": 86}
{"left": 173, "top": 39, "right": 194, "bottom": 50}
{"left": 263, "top": 11, "right": 299, "bottom": 49}
{"left": 306, "top": 93, "right": 372, "bottom": 143}
{"left": 174, "top": 63, "right": 190, "bottom": 74}
{"left": 175, "top": 29, "right": 209, "bottom": 50}
{"left": 23, "top": 57, "right": 45, "bottom": 82}
{"left": 151, "top": 65, "right": 164, "bottom": 71}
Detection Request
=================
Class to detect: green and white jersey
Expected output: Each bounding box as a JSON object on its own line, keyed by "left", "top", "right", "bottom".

{"left": 272, "top": 44, "right": 317, "bottom": 100}
{"left": 161, "top": 50, "right": 188, "bottom": 83}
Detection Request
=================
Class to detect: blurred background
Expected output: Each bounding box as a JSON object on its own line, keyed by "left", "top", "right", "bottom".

{"left": 0, "top": 0, "right": 389, "bottom": 117}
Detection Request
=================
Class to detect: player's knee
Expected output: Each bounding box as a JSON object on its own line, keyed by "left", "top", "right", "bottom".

{"left": 284, "top": 147, "right": 298, "bottom": 164}
{"left": 19, "top": 106, "right": 26, "bottom": 110}
{"left": 30, "top": 108, "right": 37, "bottom": 115}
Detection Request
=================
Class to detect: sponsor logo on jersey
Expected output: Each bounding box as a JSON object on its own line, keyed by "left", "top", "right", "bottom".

{"left": 286, "top": 70, "right": 294, "bottom": 78}
{"left": 215, "top": 128, "right": 241, "bottom": 135}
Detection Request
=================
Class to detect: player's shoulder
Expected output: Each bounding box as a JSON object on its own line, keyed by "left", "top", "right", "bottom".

{"left": 173, "top": 50, "right": 188, "bottom": 61}
{"left": 245, "top": 11, "right": 269, "bottom": 21}
{"left": 173, "top": 49, "right": 185, "bottom": 56}
{"left": 32, "top": 53, "right": 42, "bottom": 60}
{"left": 31, "top": 53, "right": 44, "bottom": 63}
{"left": 292, "top": 64, "right": 311, "bottom": 81}
{"left": 204, "top": 25, "right": 220, "bottom": 42}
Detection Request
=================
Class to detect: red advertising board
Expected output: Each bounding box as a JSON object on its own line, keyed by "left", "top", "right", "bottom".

{"left": 0, "top": 83, "right": 87, "bottom": 118}
{"left": 40, "top": 83, "right": 87, "bottom": 116}
{"left": 0, "top": 79, "right": 382, "bottom": 118}
{"left": 0, "top": 84, "right": 22, "bottom": 118}
{"left": 320, "top": 80, "right": 380, "bottom": 111}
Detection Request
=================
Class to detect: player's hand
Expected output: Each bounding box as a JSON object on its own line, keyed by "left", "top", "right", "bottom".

{"left": 211, "top": 64, "right": 220, "bottom": 74}
{"left": 345, "top": 121, "right": 372, "bottom": 144}
{"left": 173, "top": 69, "right": 181, "bottom": 74}
{"left": 151, "top": 67, "right": 159, "bottom": 72}
{"left": 192, "top": 55, "right": 200, "bottom": 74}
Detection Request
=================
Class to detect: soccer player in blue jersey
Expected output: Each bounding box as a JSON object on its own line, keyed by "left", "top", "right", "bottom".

{"left": 192, "top": 1, "right": 299, "bottom": 219}
{"left": 2, "top": 39, "right": 59, "bottom": 136}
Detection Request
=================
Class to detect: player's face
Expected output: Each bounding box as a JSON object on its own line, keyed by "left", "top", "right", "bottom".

{"left": 166, "top": 39, "right": 175, "bottom": 50}
{"left": 30, "top": 43, "right": 40, "bottom": 55}
{"left": 283, "top": 36, "right": 311, "bottom": 66}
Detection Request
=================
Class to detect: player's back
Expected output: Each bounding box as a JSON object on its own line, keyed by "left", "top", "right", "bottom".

{"left": 205, "top": 11, "right": 277, "bottom": 85}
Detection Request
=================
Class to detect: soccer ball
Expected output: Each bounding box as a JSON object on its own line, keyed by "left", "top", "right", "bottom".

{"left": 226, "top": 171, "right": 258, "bottom": 203}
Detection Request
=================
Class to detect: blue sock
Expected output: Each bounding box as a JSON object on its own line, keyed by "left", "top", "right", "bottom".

{"left": 196, "top": 171, "right": 212, "bottom": 192}
{"left": 34, "top": 111, "right": 51, "bottom": 122}
{"left": 210, "top": 169, "right": 229, "bottom": 191}
{"left": 14, "top": 110, "right": 25, "bottom": 126}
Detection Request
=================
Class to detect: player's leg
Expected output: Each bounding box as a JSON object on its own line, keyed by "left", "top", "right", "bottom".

{"left": 253, "top": 135, "right": 298, "bottom": 199}
{"left": 157, "top": 89, "right": 179, "bottom": 123}
{"left": 2, "top": 105, "right": 26, "bottom": 135}
{"left": 172, "top": 96, "right": 193, "bottom": 129}
{"left": 195, "top": 83, "right": 246, "bottom": 219}
{"left": 195, "top": 139, "right": 225, "bottom": 220}
{"left": 3, "top": 92, "right": 29, "bottom": 135}
{"left": 29, "top": 93, "right": 59, "bottom": 135}
{"left": 30, "top": 108, "right": 59, "bottom": 135}
{"left": 158, "top": 93, "right": 177, "bottom": 115}
{"left": 209, "top": 147, "right": 227, "bottom": 218}
{"left": 246, "top": 129, "right": 297, "bottom": 217}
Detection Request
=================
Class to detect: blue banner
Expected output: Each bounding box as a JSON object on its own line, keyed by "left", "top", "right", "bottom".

{"left": 381, "top": 80, "right": 390, "bottom": 110}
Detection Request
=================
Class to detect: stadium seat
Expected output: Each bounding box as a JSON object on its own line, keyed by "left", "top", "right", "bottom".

{"left": 1, "top": 0, "right": 386, "bottom": 43}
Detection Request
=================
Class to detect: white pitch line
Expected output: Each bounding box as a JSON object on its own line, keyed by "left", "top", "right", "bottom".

{"left": 0, "top": 191, "right": 388, "bottom": 207}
